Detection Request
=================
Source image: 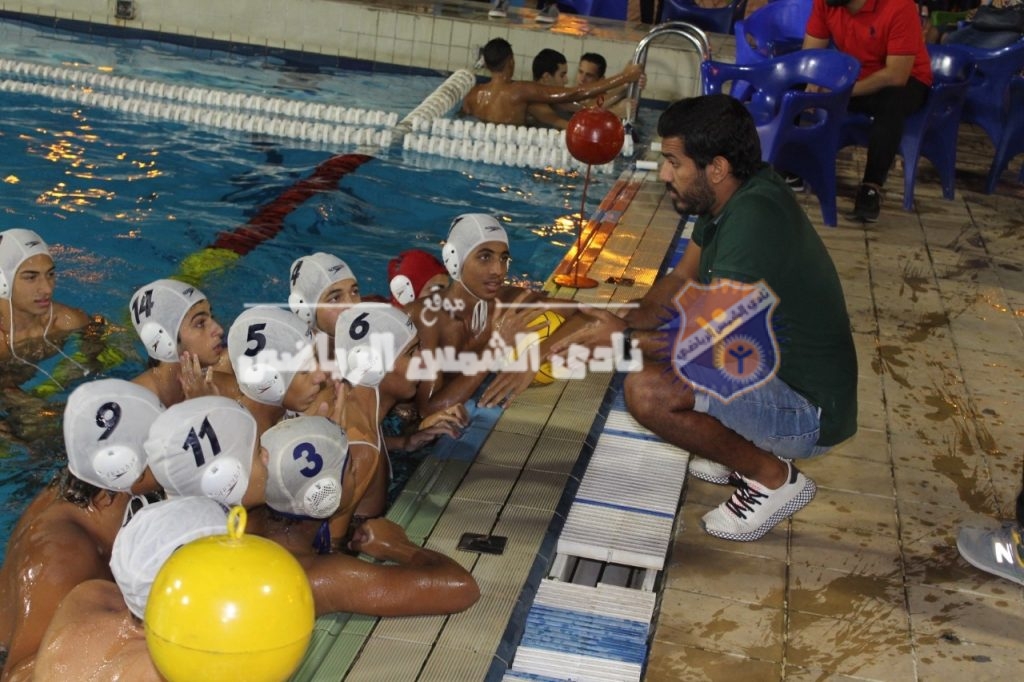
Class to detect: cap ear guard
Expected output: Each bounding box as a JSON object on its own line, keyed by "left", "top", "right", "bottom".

{"left": 344, "top": 344, "right": 386, "bottom": 388}
{"left": 442, "top": 242, "right": 460, "bottom": 280}
{"left": 288, "top": 291, "right": 313, "bottom": 325}
{"left": 138, "top": 321, "right": 177, "bottom": 363}
{"left": 0, "top": 270, "right": 9, "bottom": 299}
{"left": 302, "top": 478, "right": 342, "bottom": 518}
{"left": 236, "top": 360, "right": 287, "bottom": 405}
{"left": 86, "top": 444, "right": 143, "bottom": 492}
{"left": 200, "top": 457, "right": 247, "bottom": 506}
{"left": 390, "top": 275, "right": 416, "bottom": 306}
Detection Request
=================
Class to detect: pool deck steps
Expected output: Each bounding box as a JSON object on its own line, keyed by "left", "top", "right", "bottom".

{"left": 290, "top": 162, "right": 684, "bottom": 681}
{"left": 548, "top": 393, "right": 690, "bottom": 592}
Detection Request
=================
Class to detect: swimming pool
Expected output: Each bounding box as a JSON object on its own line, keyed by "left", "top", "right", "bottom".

{"left": 0, "top": 17, "right": 634, "bottom": 561}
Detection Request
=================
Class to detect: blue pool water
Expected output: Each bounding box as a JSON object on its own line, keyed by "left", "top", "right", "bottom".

{"left": 0, "top": 17, "right": 650, "bottom": 562}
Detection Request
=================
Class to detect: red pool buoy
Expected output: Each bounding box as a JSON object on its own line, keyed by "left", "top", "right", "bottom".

{"left": 565, "top": 107, "right": 625, "bottom": 166}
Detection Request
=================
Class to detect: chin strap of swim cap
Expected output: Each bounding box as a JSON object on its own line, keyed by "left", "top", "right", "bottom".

{"left": 471, "top": 299, "right": 489, "bottom": 337}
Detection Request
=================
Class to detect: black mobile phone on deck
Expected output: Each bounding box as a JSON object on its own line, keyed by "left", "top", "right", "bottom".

{"left": 457, "top": 532, "right": 508, "bottom": 555}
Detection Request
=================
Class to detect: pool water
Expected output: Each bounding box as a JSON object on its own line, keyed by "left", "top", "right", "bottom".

{"left": 0, "top": 17, "right": 652, "bottom": 562}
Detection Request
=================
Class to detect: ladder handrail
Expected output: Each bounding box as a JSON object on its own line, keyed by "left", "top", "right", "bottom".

{"left": 625, "top": 22, "right": 712, "bottom": 127}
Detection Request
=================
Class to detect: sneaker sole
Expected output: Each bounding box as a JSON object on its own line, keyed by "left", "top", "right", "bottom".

{"left": 703, "top": 477, "right": 817, "bottom": 542}
{"left": 688, "top": 467, "right": 734, "bottom": 486}
{"left": 488, "top": 12, "right": 507, "bottom": 17}
{"left": 956, "top": 531, "right": 1024, "bottom": 587}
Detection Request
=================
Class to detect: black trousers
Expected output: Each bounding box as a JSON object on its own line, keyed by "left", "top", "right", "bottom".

{"left": 847, "top": 76, "right": 930, "bottom": 187}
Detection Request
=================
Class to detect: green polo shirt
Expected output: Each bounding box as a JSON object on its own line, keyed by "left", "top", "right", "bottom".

{"left": 691, "top": 165, "right": 858, "bottom": 446}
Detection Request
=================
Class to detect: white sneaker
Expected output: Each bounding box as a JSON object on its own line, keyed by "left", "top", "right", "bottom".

{"left": 489, "top": 0, "right": 509, "bottom": 18}
{"left": 687, "top": 456, "right": 734, "bottom": 486}
{"left": 701, "top": 461, "right": 816, "bottom": 542}
{"left": 536, "top": 3, "right": 559, "bottom": 23}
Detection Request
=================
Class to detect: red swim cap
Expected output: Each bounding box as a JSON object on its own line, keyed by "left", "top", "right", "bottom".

{"left": 388, "top": 249, "right": 448, "bottom": 306}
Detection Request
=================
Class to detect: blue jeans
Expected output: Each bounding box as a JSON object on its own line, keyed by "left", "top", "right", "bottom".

{"left": 693, "top": 377, "right": 829, "bottom": 459}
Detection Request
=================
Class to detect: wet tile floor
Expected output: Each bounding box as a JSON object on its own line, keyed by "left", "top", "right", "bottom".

{"left": 644, "top": 124, "right": 1024, "bottom": 680}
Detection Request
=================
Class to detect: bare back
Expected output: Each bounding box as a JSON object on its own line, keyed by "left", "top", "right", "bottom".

{"left": 16, "top": 580, "right": 162, "bottom": 682}
{"left": 0, "top": 487, "right": 128, "bottom": 680}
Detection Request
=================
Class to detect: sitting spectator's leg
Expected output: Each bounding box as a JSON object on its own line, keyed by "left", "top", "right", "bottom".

{"left": 846, "top": 78, "right": 930, "bottom": 222}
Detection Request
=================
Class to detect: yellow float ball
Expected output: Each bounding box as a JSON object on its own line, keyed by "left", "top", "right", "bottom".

{"left": 145, "top": 507, "right": 315, "bottom": 682}
{"left": 515, "top": 310, "right": 565, "bottom": 386}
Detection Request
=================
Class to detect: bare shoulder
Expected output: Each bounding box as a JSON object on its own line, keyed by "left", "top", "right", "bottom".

{"left": 51, "top": 303, "right": 90, "bottom": 332}
{"left": 34, "top": 580, "right": 162, "bottom": 682}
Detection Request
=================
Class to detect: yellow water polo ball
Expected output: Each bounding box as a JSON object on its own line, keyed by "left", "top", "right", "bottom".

{"left": 512, "top": 310, "right": 565, "bottom": 386}
{"left": 145, "top": 507, "right": 315, "bottom": 682}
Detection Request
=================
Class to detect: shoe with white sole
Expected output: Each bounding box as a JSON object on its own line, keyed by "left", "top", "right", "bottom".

{"left": 957, "top": 522, "right": 1024, "bottom": 586}
{"left": 687, "top": 456, "right": 735, "bottom": 485}
{"left": 488, "top": 0, "right": 509, "bottom": 18}
{"left": 702, "top": 460, "right": 816, "bottom": 542}
{"left": 536, "top": 3, "right": 559, "bottom": 22}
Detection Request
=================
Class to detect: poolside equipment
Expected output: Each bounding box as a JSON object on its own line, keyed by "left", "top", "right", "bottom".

{"left": 557, "top": 108, "right": 626, "bottom": 289}
{"left": 565, "top": 106, "right": 625, "bottom": 166}
{"left": 145, "top": 506, "right": 314, "bottom": 682}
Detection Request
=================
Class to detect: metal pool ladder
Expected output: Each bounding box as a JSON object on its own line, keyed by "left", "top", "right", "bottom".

{"left": 624, "top": 21, "right": 712, "bottom": 128}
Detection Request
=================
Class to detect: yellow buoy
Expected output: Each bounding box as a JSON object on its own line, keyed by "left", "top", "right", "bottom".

{"left": 145, "top": 506, "right": 315, "bottom": 682}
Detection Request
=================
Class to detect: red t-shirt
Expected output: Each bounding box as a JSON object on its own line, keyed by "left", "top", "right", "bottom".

{"left": 806, "top": 0, "right": 933, "bottom": 86}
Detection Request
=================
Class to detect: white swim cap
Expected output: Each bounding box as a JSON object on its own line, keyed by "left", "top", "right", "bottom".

{"left": 145, "top": 396, "right": 257, "bottom": 506}
{"left": 333, "top": 303, "right": 417, "bottom": 388}
{"left": 129, "top": 279, "right": 208, "bottom": 363}
{"left": 441, "top": 214, "right": 508, "bottom": 280}
{"left": 0, "top": 229, "right": 51, "bottom": 299}
{"left": 228, "top": 306, "right": 316, "bottom": 406}
{"left": 110, "top": 496, "right": 228, "bottom": 619}
{"left": 64, "top": 379, "right": 164, "bottom": 492}
{"left": 288, "top": 252, "right": 356, "bottom": 325}
{"left": 262, "top": 416, "right": 349, "bottom": 519}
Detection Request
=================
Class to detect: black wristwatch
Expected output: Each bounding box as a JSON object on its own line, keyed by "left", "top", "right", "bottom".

{"left": 621, "top": 327, "right": 635, "bottom": 361}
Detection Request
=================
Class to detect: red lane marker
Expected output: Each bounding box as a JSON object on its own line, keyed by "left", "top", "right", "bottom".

{"left": 212, "top": 153, "right": 375, "bottom": 255}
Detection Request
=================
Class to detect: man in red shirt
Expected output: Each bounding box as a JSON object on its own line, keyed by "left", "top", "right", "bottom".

{"left": 803, "top": 0, "right": 933, "bottom": 222}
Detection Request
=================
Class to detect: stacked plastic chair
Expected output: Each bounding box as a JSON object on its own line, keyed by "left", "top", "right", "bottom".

{"left": 702, "top": 49, "right": 861, "bottom": 226}
{"left": 734, "top": 0, "right": 812, "bottom": 65}
{"left": 839, "top": 44, "right": 976, "bottom": 210}
{"left": 954, "top": 40, "right": 1024, "bottom": 193}
{"left": 661, "top": 0, "right": 750, "bottom": 34}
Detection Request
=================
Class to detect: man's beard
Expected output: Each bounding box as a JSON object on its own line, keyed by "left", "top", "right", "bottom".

{"left": 667, "top": 171, "right": 716, "bottom": 217}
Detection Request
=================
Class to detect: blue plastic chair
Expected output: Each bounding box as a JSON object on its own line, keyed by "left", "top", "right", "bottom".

{"left": 987, "top": 74, "right": 1024, "bottom": 192}
{"left": 950, "top": 40, "right": 1024, "bottom": 193}
{"left": 734, "top": 0, "right": 812, "bottom": 65}
{"left": 702, "top": 49, "right": 861, "bottom": 226}
{"left": 661, "top": 0, "right": 750, "bottom": 35}
{"left": 557, "top": 0, "right": 626, "bottom": 20}
{"left": 839, "top": 44, "right": 976, "bottom": 210}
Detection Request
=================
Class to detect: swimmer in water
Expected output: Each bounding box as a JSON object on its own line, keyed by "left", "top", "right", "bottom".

{"left": 0, "top": 229, "right": 90, "bottom": 389}
{"left": 288, "top": 252, "right": 361, "bottom": 344}
{"left": 128, "top": 278, "right": 226, "bottom": 408}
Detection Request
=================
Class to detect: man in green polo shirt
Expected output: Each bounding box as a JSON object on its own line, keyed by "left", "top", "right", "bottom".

{"left": 545, "top": 94, "right": 858, "bottom": 542}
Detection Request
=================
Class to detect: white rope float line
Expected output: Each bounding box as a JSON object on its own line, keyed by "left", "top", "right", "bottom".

{"left": 1, "top": 58, "right": 615, "bottom": 170}
{"left": 0, "top": 58, "right": 399, "bottom": 128}
{"left": 395, "top": 68, "right": 476, "bottom": 134}
{"left": 0, "top": 79, "right": 393, "bottom": 147}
